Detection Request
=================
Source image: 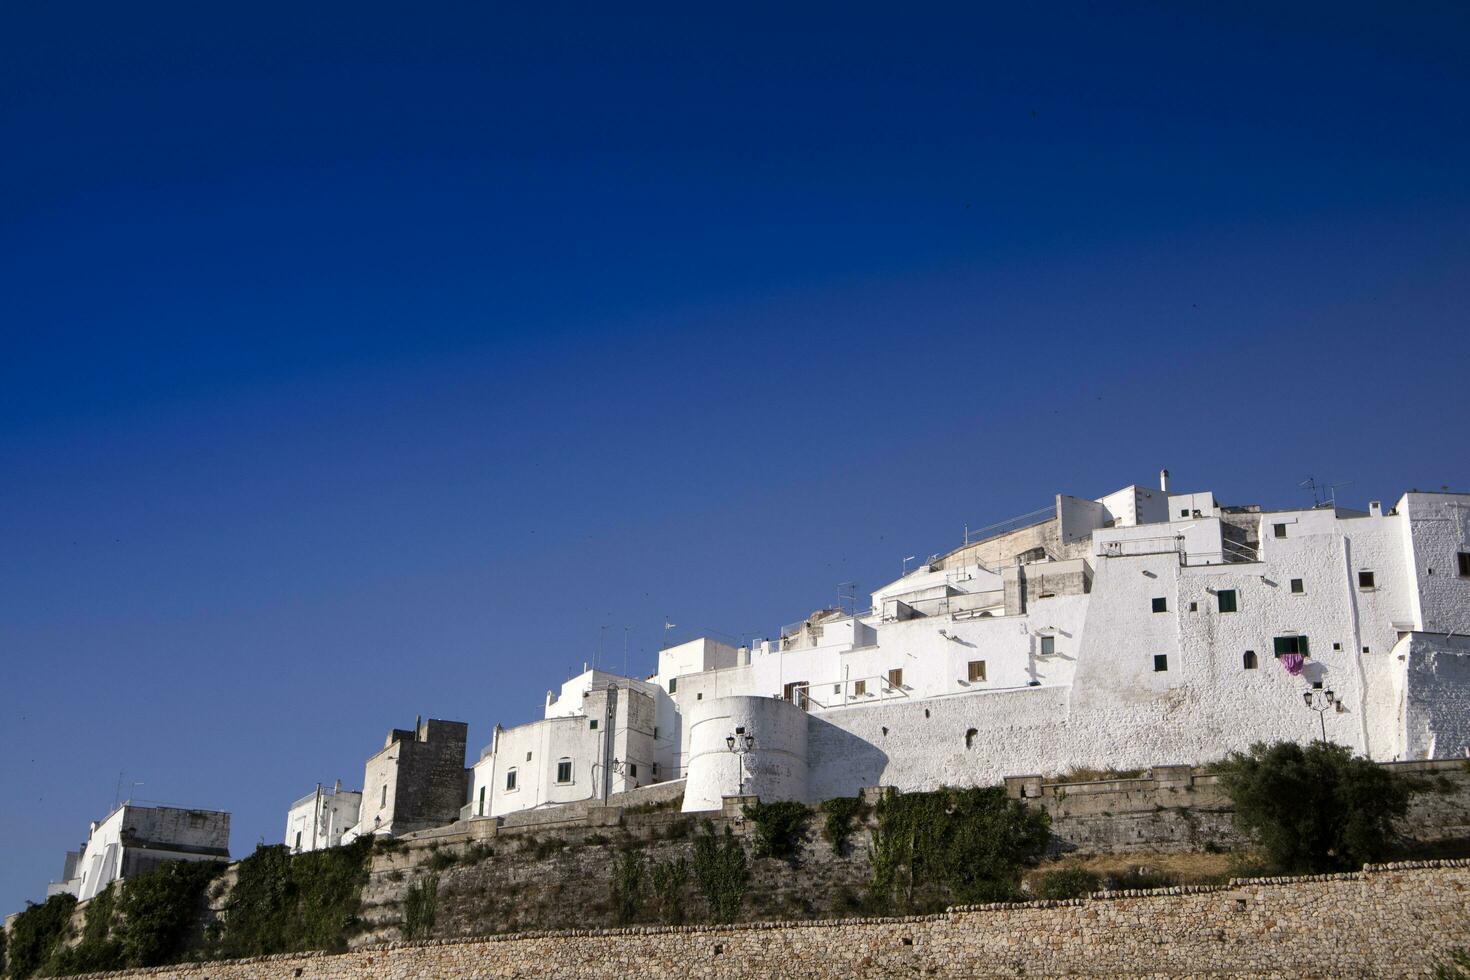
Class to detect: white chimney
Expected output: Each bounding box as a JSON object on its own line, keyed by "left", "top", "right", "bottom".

{"left": 1160, "top": 468, "right": 1171, "bottom": 493}
{"left": 1369, "top": 501, "right": 1383, "bottom": 517}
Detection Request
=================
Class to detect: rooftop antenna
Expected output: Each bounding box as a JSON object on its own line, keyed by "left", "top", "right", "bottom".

{"left": 623, "top": 626, "right": 632, "bottom": 678}
{"left": 838, "top": 581, "right": 858, "bottom": 616}
{"left": 1300, "top": 476, "right": 1353, "bottom": 508}
{"left": 902, "top": 555, "right": 916, "bottom": 575}
{"left": 113, "top": 771, "right": 144, "bottom": 810}
{"left": 596, "top": 624, "right": 609, "bottom": 670}
{"left": 662, "top": 620, "right": 676, "bottom": 650}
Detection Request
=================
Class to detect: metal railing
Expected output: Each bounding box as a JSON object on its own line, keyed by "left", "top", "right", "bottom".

{"left": 963, "top": 505, "right": 1055, "bottom": 545}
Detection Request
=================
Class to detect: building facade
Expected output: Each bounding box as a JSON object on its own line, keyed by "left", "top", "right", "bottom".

{"left": 49, "top": 804, "right": 230, "bottom": 901}
{"left": 465, "top": 475, "right": 1470, "bottom": 818}
{"left": 284, "top": 781, "right": 362, "bottom": 853}
{"left": 342, "top": 717, "right": 470, "bottom": 840}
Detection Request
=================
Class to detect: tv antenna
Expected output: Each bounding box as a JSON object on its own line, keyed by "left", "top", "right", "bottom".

{"left": 837, "top": 581, "right": 858, "bottom": 616}
{"left": 1300, "top": 476, "right": 1352, "bottom": 508}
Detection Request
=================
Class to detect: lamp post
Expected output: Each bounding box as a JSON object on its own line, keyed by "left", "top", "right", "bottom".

{"left": 725, "top": 730, "right": 756, "bottom": 796}
{"left": 1303, "top": 687, "right": 1336, "bottom": 743}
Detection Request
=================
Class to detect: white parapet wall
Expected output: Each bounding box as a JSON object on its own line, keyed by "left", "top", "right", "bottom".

{"left": 683, "top": 695, "right": 809, "bottom": 812}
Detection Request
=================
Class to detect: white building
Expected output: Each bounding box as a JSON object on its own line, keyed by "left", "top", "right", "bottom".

{"left": 49, "top": 803, "right": 230, "bottom": 900}
{"left": 466, "top": 474, "right": 1470, "bottom": 818}
{"left": 284, "top": 781, "right": 362, "bottom": 853}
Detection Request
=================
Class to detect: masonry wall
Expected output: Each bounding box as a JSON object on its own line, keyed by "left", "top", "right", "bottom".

{"left": 62, "top": 861, "right": 1470, "bottom": 979}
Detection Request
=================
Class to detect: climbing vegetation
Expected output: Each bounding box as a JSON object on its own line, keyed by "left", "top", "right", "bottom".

{"left": 820, "top": 796, "right": 869, "bottom": 856}
{"left": 743, "top": 800, "right": 811, "bottom": 863}
{"left": 401, "top": 874, "right": 439, "bottom": 940}
{"left": 5, "top": 893, "right": 76, "bottom": 979}
{"left": 215, "top": 837, "right": 373, "bottom": 957}
{"left": 691, "top": 823, "right": 748, "bottom": 922}
{"left": 870, "top": 786, "right": 1051, "bottom": 912}
{"left": 610, "top": 851, "right": 644, "bottom": 924}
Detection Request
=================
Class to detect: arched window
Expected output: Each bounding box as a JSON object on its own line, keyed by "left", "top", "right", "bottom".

{"left": 1243, "top": 650, "right": 1258, "bottom": 670}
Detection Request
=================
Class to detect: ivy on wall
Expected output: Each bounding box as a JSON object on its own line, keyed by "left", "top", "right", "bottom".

{"left": 401, "top": 874, "right": 439, "bottom": 941}
{"left": 870, "top": 786, "right": 1050, "bottom": 912}
{"left": 691, "top": 823, "right": 748, "bottom": 923}
{"left": 4, "top": 893, "right": 76, "bottom": 979}
{"left": 215, "top": 837, "right": 372, "bottom": 958}
{"left": 743, "top": 801, "right": 811, "bottom": 863}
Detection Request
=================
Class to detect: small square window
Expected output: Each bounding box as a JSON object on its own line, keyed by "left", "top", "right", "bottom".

{"left": 1153, "top": 654, "right": 1168, "bottom": 672}
{"left": 834, "top": 684, "right": 841, "bottom": 694}
{"left": 1273, "top": 523, "right": 1287, "bottom": 538}
{"left": 887, "top": 668, "right": 904, "bottom": 690}
{"left": 1333, "top": 642, "right": 1342, "bottom": 651}
{"left": 1151, "top": 597, "right": 1167, "bottom": 613}
{"left": 1290, "top": 578, "right": 1304, "bottom": 594}
{"left": 1040, "top": 635, "right": 1055, "bottom": 656}
{"left": 968, "top": 660, "right": 987, "bottom": 683}
{"left": 1188, "top": 601, "right": 1197, "bottom": 612}
{"left": 1217, "top": 589, "right": 1238, "bottom": 613}
{"left": 506, "top": 768, "right": 518, "bottom": 791}
{"left": 1358, "top": 571, "right": 1376, "bottom": 589}
{"left": 556, "top": 760, "right": 572, "bottom": 783}
{"left": 853, "top": 679, "right": 867, "bottom": 696}
{"left": 1243, "top": 650, "right": 1258, "bottom": 669}
{"left": 590, "top": 719, "right": 598, "bottom": 730}
{"left": 1458, "top": 552, "right": 1470, "bottom": 577}
{"left": 1180, "top": 509, "right": 1190, "bottom": 518}
{"left": 1362, "top": 646, "right": 1370, "bottom": 654}
{"left": 697, "top": 692, "right": 703, "bottom": 700}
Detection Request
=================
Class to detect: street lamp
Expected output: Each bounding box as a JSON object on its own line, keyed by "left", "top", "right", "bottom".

{"left": 725, "top": 729, "right": 756, "bottom": 796}
{"left": 1302, "top": 687, "right": 1336, "bottom": 743}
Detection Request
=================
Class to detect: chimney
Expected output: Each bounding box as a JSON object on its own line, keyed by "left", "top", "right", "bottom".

{"left": 1160, "top": 468, "right": 1171, "bottom": 493}
{"left": 1369, "top": 501, "right": 1383, "bottom": 517}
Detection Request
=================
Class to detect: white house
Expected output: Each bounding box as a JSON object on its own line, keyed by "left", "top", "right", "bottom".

{"left": 49, "top": 803, "right": 230, "bottom": 901}
{"left": 461, "top": 474, "right": 1470, "bottom": 820}
{"left": 284, "top": 781, "right": 362, "bottom": 853}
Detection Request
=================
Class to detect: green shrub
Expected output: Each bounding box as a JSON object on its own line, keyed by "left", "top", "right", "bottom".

{"left": 611, "top": 850, "right": 644, "bottom": 924}
{"left": 1434, "top": 948, "right": 1470, "bottom": 979}
{"left": 744, "top": 800, "right": 811, "bottom": 863}
{"left": 1035, "top": 867, "right": 1100, "bottom": 900}
{"left": 1216, "top": 741, "right": 1411, "bottom": 873}
{"left": 216, "top": 838, "right": 372, "bottom": 958}
{"left": 6, "top": 893, "right": 76, "bottom": 979}
{"left": 870, "top": 786, "right": 1050, "bottom": 912}
{"left": 692, "top": 826, "right": 748, "bottom": 923}
{"left": 425, "top": 850, "right": 456, "bottom": 871}
{"left": 821, "top": 796, "right": 869, "bottom": 856}
{"left": 1104, "top": 867, "right": 1176, "bottom": 890}
{"left": 648, "top": 858, "right": 689, "bottom": 925}
{"left": 401, "top": 874, "right": 439, "bottom": 940}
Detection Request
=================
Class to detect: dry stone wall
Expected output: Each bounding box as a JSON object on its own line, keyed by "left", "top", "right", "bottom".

{"left": 62, "top": 861, "right": 1470, "bottom": 978}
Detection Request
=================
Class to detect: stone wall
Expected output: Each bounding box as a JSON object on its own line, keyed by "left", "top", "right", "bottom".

{"left": 61, "top": 861, "right": 1470, "bottom": 978}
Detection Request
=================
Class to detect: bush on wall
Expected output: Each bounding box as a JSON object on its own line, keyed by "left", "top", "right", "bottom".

{"left": 1216, "top": 741, "right": 1411, "bottom": 873}
{"left": 215, "top": 837, "right": 373, "bottom": 957}
{"left": 5, "top": 893, "right": 77, "bottom": 979}
{"left": 871, "top": 786, "right": 1050, "bottom": 912}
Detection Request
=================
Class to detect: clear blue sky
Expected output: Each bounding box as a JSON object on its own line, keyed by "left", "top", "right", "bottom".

{"left": 2, "top": 2, "right": 1468, "bottom": 913}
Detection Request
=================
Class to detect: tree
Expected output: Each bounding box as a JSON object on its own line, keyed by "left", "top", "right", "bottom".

{"left": 1216, "top": 740, "right": 1410, "bottom": 873}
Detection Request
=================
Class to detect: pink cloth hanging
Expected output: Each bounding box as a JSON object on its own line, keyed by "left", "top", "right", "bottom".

{"left": 1279, "top": 653, "right": 1305, "bottom": 676}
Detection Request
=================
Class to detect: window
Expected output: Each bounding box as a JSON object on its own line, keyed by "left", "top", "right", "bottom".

{"left": 783, "top": 682, "right": 809, "bottom": 708}
{"left": 1180, "top": 508, "right": 1190, "bottom": 518}
{"left": 853, "top": 679, "right": 867, "bottom": 696}
{"left": 556, "top": 759, "right": 572, "bottom": 784}
{"left": 887, "top": 668, "right": 904, "bottom": 690}
{"left": 668, "top": 677, "right": 677, "bottom": 694}
{"left": 525, "top": 751, "right": 532, "bottom": 762}
{"left": 295, "top": 831, "right": 302, "bottom": 851}
{"left": 1290, "top": 578, "right": 1304, "bottom": 594}
{"left": 380, "top": 785, "right": 387, "bottom": 808}
{"left": 1459, "top": 552, "right": 1470, "bottom": 577}
{"left": 1153, "top": 654, "right": 1168, "bottom": 672}
{"left": 1152, "top": 597, "right": 1168, "bottom": 613}
{"left": 653, "top": 726, "right": 658, "bottom": 739}
{"left": 834, "top": 684, "right": 841, "bottom": 694}
{"left": 1358, "top": 570, "right": 1376, "bottom": 589}
{"left": 968, "top": 660, "right": 987, "bottom": 682}
{"left": 1273, "top": 635, "right": 1310, "bottom": 658}
{"left": 1188, "top": 601, "right": 1197, "bottom": 612}
{"left": 1273, "top": 523, "right": 1287, "bottom": 538}
{"left": 1040, "top": 635, "right": 1055, "bottom": 656}
{"left": 697, "top": 692, "right": 703, "bottom": 700}
{"left": 628, "top": 763, "right": 638, "bottom": 778}
{"left": 1217, "top": 589, "right": 1238, "bottom": 613}
{"left": 505, "top": 768, "right": 518, "bottom": 791}
{"left": 1243, "top": 650, "right": 1258, "bottom": 670}
{"left": 590, "top": 719, "right": 598, "bottom": 730}
{"left": 478, "top": 786, "right": 486, "bottom": 816}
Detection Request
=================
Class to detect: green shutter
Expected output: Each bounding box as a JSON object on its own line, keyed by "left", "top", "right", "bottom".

{"left": 1298, "top": 636, "right": 1309, "bottom": 656}
{"left": 1274, "top": 636, "right": 1291, "bottom": 656}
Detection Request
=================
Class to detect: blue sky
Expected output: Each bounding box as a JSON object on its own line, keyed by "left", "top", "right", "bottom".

{"left": 2, "top": 2, "right": 1468, "bottom": 912}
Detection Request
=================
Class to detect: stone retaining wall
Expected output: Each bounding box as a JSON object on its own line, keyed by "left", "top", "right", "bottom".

{"left": 65, "top": 860, "right": 1470, "bottom": 978}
